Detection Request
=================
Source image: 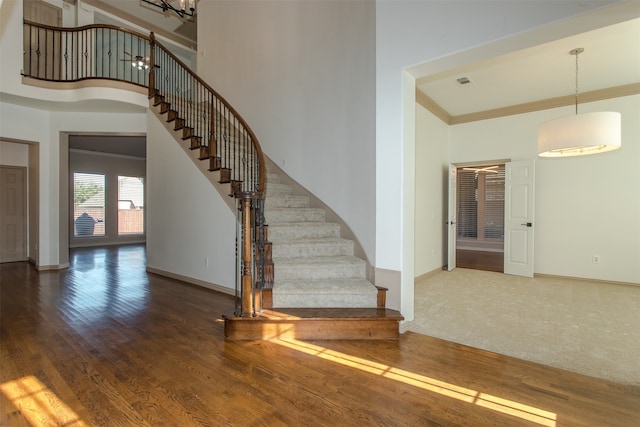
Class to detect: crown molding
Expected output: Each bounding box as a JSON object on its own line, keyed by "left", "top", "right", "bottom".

{"left": 417, "top": 82, "right": 640, "bottom": 125}
{"left": 415, "top": 90, "right": 452, "bottom": 124}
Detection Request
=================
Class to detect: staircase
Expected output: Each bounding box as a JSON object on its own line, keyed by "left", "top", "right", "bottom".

{"left": 150, "top": 107, "right": 404, "bottom": 338}
{"left": 147, "top": 58, "right": 403, "bottom": 340}
{"left": 21, "top": 21, "right": 403, "bottom": 340}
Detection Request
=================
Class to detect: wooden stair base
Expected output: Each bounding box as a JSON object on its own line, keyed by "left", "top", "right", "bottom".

{"left": 261, "top": 286, "right": 387, "bottom": 310}
{"left": 223, "top": 308, "right": 404, "bottom": 340}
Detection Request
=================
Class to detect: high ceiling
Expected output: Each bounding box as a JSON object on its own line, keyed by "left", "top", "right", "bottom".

{"left": 416, "top": 17, "right": 640, "bottom": 121}
{"left": 85, "top": 0, "right": 197, "bottom": 47}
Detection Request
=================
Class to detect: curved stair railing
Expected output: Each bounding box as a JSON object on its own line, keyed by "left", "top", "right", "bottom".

{"left": 22, "top": 21, "right": 271, "bottom": 317}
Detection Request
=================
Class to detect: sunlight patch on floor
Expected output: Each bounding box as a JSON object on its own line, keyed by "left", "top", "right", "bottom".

{"left": 1, "top": 376, "right": 87, "bottom": 427}
{"left": 275, "top": 339, "right": 557, "bottom": 427}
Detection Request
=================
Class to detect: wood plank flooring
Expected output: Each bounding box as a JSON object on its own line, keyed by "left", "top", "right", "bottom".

{"left": 456, "top": 249, "right": 504, "bottom": 272}
{"left": 224, "top": 308, "right": 404, "bottom": 340}
{"left": 1, "top": 245, "right": 639, "bottom": 426}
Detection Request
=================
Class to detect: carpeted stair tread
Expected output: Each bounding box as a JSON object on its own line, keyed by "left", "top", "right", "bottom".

{"left": 273, "top": 278, "right": 377, "bottom": 293}
{"left": 274, "top": 255, "right": 364, "bottom": 267}
{"left": 271, "top": 238, "right": 354, "bottom": 258}
{"left": 265, "top": 208, "right": 325, "bottom": 223}
{"left": 267, "top": 222, "right": 341, "bottom": 240}
{"left": 272, "top": 278, "right": 378, "bottom": 308}
{"left": 265, "top": 183, "right": 293, "bottom": 195}
{"left": 265, "top": 195, "right": 311, "bottom": 208}
{"left": 274, "top": 256, "right": 365, "bottom": 280}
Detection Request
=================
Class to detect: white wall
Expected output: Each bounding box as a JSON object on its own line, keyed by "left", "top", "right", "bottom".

{"left": 414, "top": 104, "right": 449, "bottom": 277}
{"left": 450, "top": 95, "right": 640, "bottom": 284}
{"left": 146, "top": 111, "right": 236, "bottom": 291}
{"left": 197, "top": 0, "right": 376, "bottom": 265}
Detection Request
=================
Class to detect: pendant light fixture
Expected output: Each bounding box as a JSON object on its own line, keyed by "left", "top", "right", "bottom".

{"left": 142, "top": 0, "right": 196, "bottom": 19}
{"left": 537, "top": 48, "right": 621, "bottom": 157}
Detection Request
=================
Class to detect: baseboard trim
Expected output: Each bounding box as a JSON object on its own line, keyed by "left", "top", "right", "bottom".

{"left": 399, "top": 319, "right": 415, "bottom": 334}
{"left": 414, "top": 269, "right": 638, "bottom": 288}
{"left": 70, "top": 240, "right": 146, "bottom": 249}
{"left": 37, "top": 263, "right": 69, "bottom": 271}
{"left": 414, "top": 267, "right": 445, "bottom": 283}
{"left": 146, "top": 266, "right": 235, "bottom": 296}
{"left": 533, "top": 273, "right": 639, "bottom": 288}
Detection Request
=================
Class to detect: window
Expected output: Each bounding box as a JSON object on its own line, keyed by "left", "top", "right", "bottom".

{"left": 73, "top": 173, "right": 105, "bottom": 237}
{"left": 118, "top": 176, "right": 144, "bottom": 235}
{"left": 457, "top": 166, "right": 505, "bottom": 242}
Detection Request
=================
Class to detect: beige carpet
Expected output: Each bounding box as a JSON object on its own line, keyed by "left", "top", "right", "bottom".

{"left": 409, "top": 268, "right": 640, "bottom": 386}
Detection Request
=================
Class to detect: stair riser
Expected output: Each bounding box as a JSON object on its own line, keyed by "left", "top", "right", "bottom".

{"left": 265, "top": 184, "right": 293, "bottom": 196}
{"left": 272, "top": 242, "right": 353, "bottom": 258}
{"left": 275, "top": 264, "right": 365, "bottom": 280}
{"left": 265, "top": 210, "right": 325, "bottom": 223}
{"left": 268, "top": 225, "right": 341, "bottom": 240}
{"left": 271, "top": 295, "right": 379, "bottom": 309}
{"left": 265, "top": 196, "right": 309, "bottom": 208}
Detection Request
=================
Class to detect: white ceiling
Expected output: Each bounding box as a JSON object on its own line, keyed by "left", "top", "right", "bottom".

{"left": 416, "top": 18, "right": 640, "bottom": 117}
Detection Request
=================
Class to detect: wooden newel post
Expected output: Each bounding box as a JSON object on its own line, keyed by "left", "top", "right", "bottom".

{"left": 241, "top": 197, "right": 253, "bottom": 317}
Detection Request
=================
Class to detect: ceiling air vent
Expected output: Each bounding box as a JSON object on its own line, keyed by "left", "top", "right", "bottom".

{"left": 456, "top": 76, "right": 473, "bottom": 86}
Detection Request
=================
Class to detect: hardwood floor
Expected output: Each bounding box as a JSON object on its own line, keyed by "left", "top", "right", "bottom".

{"left": 456, "top": 249, "right": 504, "bottom": 272}
{"left": 1, "top": 245, "right": 639, "bottom": 426}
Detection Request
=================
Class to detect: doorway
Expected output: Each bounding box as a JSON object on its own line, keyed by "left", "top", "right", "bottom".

{"left": 455, "top": 164, "right": 505, "bottom": 272}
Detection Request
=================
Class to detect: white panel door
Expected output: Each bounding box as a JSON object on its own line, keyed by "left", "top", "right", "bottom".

{"left": 504, "top": 160, "right": 535, "bottom": 277}
{"left": 1, "top": 167, "right": 27, "bottom": 263}
{"left": 447, "top": 165, "right": 457, "bottom": 271}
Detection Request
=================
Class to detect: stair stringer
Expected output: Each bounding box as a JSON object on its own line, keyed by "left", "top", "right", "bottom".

{"left": 148, "top": 103, "right": 236, "bottom": 213}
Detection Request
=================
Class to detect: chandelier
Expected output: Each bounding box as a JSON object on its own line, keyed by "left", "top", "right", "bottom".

{"left": 142, "top": 0, "right": 196, "bottom": 19}
{"left": 538, "top": 48, "right": 621, "bottom": 157}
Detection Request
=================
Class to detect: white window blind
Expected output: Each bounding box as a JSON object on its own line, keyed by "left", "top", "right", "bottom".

{"left": 456, "top": 166, "right": 505, "bottom": 241}
{"left": 73, "top": 172, "right": 105, "bottom": 237}
{"left": 483, "top": 167, "right": 505, "bottom": 240}
{"left": 457, "top": 170, "right": 478, "bottom": 239}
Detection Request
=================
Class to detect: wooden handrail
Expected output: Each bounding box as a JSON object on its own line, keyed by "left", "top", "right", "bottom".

{"left": 23, "top": 20, "right": 152, "bottom": 39}
{"left": 152, "top": 36, "right": 266, "bottom": 193}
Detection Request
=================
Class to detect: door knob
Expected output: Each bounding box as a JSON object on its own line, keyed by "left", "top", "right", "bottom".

{"left": 521, "top": 222, "right": 532, "bottom": 227}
